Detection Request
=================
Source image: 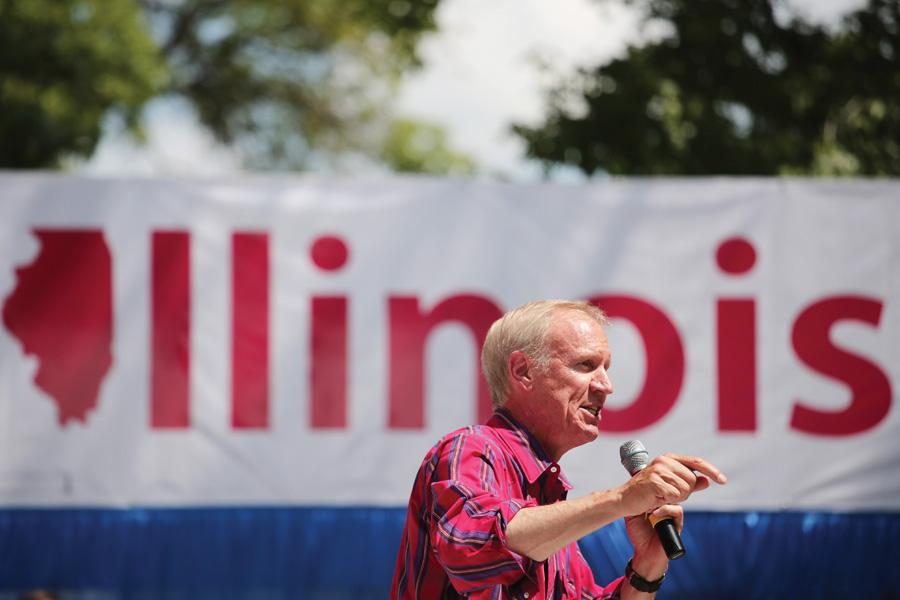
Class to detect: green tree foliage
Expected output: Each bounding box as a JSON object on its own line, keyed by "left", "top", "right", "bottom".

{"left": 1, "top": 0, "right": 460, "bottom": 171}
{"left": 142, "top": 0, "right": 444, "bottom": 169}
{"left": 380, "top": 119, "right": 475, "bottom": 175}
{"left": 0, "top": 0, "right": 166, "bottom": 167}
{"left": 515, "top": 0, "right": 900, "bottom": 176}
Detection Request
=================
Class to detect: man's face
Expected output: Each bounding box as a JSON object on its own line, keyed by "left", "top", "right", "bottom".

{"left": 528, "top": 310, "right": 613, "bottom": 460}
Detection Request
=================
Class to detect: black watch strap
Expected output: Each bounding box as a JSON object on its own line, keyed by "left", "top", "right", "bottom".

{"left": 625, "top": 558, "right": 666, "bottom": 593}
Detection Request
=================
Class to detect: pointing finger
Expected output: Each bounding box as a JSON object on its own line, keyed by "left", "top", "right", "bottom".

{"left": 668, "top": 454, "right": 728, "bottom": 484}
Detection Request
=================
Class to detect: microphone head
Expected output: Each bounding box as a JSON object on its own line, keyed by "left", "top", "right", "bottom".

{"left": 620, "top": 440, "right": 650, "bottom": 475}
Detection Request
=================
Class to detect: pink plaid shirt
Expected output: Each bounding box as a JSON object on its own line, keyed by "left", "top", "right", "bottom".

{"left": 391, "top": 409, "right": 624, "bottom": 599}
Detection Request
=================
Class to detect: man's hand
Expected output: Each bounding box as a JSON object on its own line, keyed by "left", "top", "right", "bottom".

{"left": 616, "top": 453, "right": 726, "bottom": 585}
{"left": 624, "top": 504, "right": 683, "bottom": 580}
{"left": 619, "top": 453, "right": 727, "bottom": 517}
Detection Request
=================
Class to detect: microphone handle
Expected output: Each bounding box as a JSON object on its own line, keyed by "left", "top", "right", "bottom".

{"left": 648, "top": 513, "right": 686, "bottom": 560}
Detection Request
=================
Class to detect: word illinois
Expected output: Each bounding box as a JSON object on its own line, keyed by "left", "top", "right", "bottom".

{"left": 2, "top": 230, "right": 891, "bottom": 437}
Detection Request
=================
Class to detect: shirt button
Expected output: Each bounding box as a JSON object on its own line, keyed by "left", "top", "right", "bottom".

{"left": 550, "top": 466, "right": 558, "bottom": 473}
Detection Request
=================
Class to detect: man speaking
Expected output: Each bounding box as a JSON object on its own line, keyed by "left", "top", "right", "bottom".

{"left": 391, "top": 300, "right": 727, "bottom": 599}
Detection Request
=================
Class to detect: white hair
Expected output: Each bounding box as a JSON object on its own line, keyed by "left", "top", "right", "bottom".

{"left": 480, "top": 300, "right": 608, "bottom": 409}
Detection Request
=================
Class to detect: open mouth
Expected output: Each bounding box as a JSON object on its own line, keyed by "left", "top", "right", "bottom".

{"left": 581, "top": 406, "right": 600, "bottom": 418}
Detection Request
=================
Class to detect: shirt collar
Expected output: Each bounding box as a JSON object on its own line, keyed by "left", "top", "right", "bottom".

{"left": 489, "top": 409, "right": 572, "bottom": 490}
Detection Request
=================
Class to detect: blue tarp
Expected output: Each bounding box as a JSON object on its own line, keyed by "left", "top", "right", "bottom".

{"left": 1, "top": 508, "right": 898, "bottom": 598}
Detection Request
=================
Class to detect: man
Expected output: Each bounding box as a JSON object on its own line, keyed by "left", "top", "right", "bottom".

{"left": 391, "top": 300, "right": 727, "bottom": 599}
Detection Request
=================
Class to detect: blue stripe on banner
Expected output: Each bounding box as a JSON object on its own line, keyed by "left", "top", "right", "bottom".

{"left": 0, "top": 508, "right": 898, "bottom": 599}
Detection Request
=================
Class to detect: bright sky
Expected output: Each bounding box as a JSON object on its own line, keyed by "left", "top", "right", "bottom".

{"left": 82, "top": 0, "right": 866, "bottom": 180}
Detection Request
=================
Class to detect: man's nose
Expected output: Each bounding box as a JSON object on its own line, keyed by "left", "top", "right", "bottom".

{"left": 590, "top": 369, "right": 613, "bottom": 395}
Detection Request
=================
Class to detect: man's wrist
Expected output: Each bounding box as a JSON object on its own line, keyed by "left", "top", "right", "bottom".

{"left": 625, "top": 558, "right": 666, "bottom": 593}
{"left": 630, "top": 555, "right": 667, "bottom": 582}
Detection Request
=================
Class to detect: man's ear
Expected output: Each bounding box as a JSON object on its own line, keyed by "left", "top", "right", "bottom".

{"left": 508, "top": 351, "right": 534, "bottom": 392}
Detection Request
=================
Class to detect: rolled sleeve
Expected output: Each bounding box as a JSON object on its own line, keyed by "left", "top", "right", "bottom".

{"left": 428, "top": 432, "right": 539, "bottom": 594}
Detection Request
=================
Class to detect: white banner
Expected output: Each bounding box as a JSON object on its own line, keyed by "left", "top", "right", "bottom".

{"left": 0, "top": 174, "right": 897, "bottom": 511}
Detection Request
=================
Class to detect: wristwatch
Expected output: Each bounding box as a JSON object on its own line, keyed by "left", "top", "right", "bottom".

{"left": 625, "top": 558, "right": 666, "bottom": 593}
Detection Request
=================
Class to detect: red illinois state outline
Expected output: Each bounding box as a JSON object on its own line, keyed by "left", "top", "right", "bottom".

{"left": 2, "top": 230, "right": 113, "bottom": 424}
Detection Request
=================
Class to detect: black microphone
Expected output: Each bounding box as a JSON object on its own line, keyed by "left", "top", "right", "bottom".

{"left": 619, "top": 440, "right": 686, "bottom": 560}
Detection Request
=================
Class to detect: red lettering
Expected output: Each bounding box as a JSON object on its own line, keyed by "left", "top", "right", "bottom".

{"left": 231, "top": 232, "right": 269, "bottom": 429}
{"left": 589, "top": 295, "right": 684, "bottom": 432}
{"left": 310, "top": 235, "right": 349, "bottom": 271}
{"left": 310, "top": 296, "right": 348, "bottom": 428}
{"left": 716, "top": 237, "right": 757, "bottom": 275}
{"left": 309, "top": 235, "right": 350, "bottom": 428}
{"left": 717, "top": 299, "right": 757, "bottom": 431}
{"left": 715, "top": 237, "right": 759, "bottom": 432}
{"left": 151, "top": 231, "right": 191, "bottom": 428}
{"left": 388, "top": 295, "right": 502, "bottom": 429}
{"left": 790, "top": 296, "right": 891, "bottom": 436}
